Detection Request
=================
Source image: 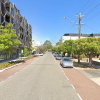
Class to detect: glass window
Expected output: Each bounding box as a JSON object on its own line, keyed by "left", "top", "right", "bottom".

{"left": 14, "top": 7, "right": 17, "bottom": 13}
{"left": 11, "top": 18, "right": 13, "bottom": 24}
{"left": 0, "top": 15, "right": 4, "bottom": 23}
{"left": 5, "top": 15, "right": 10, "bottom": 22}
{"left": 11, "top": 8, "right": 14, "bottom": 16}
{"left": 2, "top": 0, "right": 6, "bottom": 3}
{"left": 63, "top": 58, "right": 71, "bottom": 61}
{"left": 5, "top": 3, "right": 10, "bottom": 12}
{"left": 1, "top": 2, "right": 5, "bottom": 15}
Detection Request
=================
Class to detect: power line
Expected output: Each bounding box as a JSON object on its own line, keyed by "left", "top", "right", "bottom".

{"left": 76, "top": 0, "right": 91, "bottom": 15}
{"left": 83, "top": 10, "right": 100, "bottom": 22}
{"left": 81, "top": 0, "right": 96, "bottom": 14}
{"left": 86, "top": 24, "right": 99, "bottom": 32}
{"left": 85, "top": 2, "right": 100, "bottom": 15}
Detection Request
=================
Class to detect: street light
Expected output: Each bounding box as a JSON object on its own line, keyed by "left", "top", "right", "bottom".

{"left": 63, "top": 17, "right": 75, "bottom": 24}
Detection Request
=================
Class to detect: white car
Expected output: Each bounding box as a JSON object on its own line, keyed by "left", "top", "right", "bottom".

{"left": 60, "top": 57, "right": 73, "bottom": 68}
{"left": 56, "top": 55, "right": 62, "bottom": 60}
{"left": 39, "top": 53, "right": 43, "bottom": 56}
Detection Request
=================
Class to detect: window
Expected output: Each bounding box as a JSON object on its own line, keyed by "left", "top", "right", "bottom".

{"left": 27, "top": 31, "right": 28, "bottom": 35}
{"left": 5, "top": 15, "right": 10, "bottom": 23}
{"left": 63, "top": 58, "right": 71, "bottom": 61}
{"left": 11, "top": 18, "right": 13, "bottom": 24}
{"left": 21, "top": 35, "right": 23, "bottom": 39}
{"left": 11, "top": 8, "right": 14, "bottom": 16}
{"left": 2, "top": 0, "right": 6, "bottom": 3}
{"left": 1, "top": 2, "right": 5, "bottom": 15}
{"left": 14, "top": 7, "right": 17, "bottom": 13}
{"left": 0, "top": 14, "right": 4, "bottom": 23}
{"left": 5, "top": 3, "right": 10, "bottom": 12}
{"left": 20, "top": 18, "right": 22, "bottom": 23}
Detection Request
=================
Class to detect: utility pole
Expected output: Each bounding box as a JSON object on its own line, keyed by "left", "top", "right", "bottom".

{"left": 75, "top": 13, "right": 85, "bottom": 63}
{"left": 75, "top": 13, "right": 85, "bottom": 39}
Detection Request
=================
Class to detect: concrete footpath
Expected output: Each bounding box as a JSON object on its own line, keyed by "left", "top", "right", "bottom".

{"left": 0, "top": 56, "right": 41, "bottom": 82}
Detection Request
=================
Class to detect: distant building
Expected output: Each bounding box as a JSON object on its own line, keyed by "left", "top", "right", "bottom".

{"left": 60, "top": 33, "right": 100, "bottom": 43}
{"left": 0, "top": 0, "right": 32, "bottom": 59}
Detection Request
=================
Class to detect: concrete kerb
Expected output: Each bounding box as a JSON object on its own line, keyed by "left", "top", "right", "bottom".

{"left": 0, "top": 62, "right": 23, "bottom": 73}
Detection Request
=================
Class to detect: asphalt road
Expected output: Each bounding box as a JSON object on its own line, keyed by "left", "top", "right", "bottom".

{"left": 0, "top": 52, "right": 79, "bottom": 100}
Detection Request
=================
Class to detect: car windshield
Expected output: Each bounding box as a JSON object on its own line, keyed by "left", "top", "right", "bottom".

{"left": 63, "top": 58, "right": 71, "bottom": 61}
{"left": 57, "top": 55, "right": 61, "bottom": 57}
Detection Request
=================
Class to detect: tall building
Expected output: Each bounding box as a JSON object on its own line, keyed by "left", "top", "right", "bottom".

{"left": 0, "top": 0, "right": 32, "bottom": 59}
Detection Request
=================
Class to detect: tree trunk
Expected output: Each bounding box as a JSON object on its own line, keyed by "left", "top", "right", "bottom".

{"left": 89, "top": 55, "right": 92, "bottom": 67}
{"left": 78, "top": 54, "right": 80, "bottom": 63}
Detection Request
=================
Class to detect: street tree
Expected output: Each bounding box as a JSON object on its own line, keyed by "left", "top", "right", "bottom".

{"left": 75, "top": 37, "right": 100, "bottom": 67}
{"left": 81, "top": 37, "right": 100, "bottom": 67}
{"left": 56, "top": 42, "right": 61, "bottom": 47}
{"left": 0, "top": 23, "right": 20, "bottom": 57}
{"left": 52, "top": 46, "right": 58, "bottom": 52}
{"left": 23, "top": 48, "right": 29, "bottom": 57}
{"left": 36, "top": 45, "right": 44, "bottom": 53}
{"left": 63, "top": 40, "right": 75, "bottom": 57}
{"left": 43, "top": 40, "right": 52, "bottom": 50}
{"left": 74, "top": 39, "right": 85, "bottom": 63}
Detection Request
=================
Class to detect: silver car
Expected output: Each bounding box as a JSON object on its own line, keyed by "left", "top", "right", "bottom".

{"left": 60, "top": 57, "right": 73, "bottom": 68}
{"left": 56, "top": 55, "right": 62, "bottom": 60}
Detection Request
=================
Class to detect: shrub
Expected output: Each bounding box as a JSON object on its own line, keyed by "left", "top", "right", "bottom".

{"left": 23, "top": 48, "right": 29, "bottom": 57}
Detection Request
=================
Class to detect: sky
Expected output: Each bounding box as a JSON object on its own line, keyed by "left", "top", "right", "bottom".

{"left": 10, "top": 0, "right": 100, "bottom": 45}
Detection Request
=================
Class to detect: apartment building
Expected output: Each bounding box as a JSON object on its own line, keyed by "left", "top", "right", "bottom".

{"left": 61, "top": 33, "right": 100, "bottom": 43}
{"left": 0, "top": 0, "right": 32, "bottom": 59}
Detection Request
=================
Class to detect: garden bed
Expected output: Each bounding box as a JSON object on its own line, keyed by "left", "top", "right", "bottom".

{"left": 0, "top": 55, "right": 39, "bottom": 70}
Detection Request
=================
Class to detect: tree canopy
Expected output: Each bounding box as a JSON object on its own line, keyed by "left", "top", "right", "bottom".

{"left": 43, "top": 40, "right": 52, "bottom": 50}
{"left": 0, "top": 23, "right": 21, "bottom": 55}
{"left": 52, "top": 37, "right": 100, "bottom": 67}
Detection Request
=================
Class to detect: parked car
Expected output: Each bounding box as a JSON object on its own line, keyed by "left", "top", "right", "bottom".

{"left": 60, "top": 57, "right": 73, "bottom": 68}
{"left": 56, "top": 55, "right": 62, "bottom": 60}
{"left": 39, "top": 53, "right": 43, "bottom": 56}
{"left": 53, "top": 52, "right": 58, "bottom": 57}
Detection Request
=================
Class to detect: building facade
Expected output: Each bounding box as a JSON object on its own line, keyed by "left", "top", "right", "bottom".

{"left": 0, "top": 0, "right": 32, "bottom": 59}
{"left": 61, "top": 33, "right": 100, "bottom": 43}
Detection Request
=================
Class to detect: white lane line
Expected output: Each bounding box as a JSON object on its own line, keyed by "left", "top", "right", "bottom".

{"left": 66, "top": 76, "right": 69, "bottom": 80}
{"left": 71, "top": 84, "right": 75, "bottom": 90}
{"left": 57, "top": 63, "right": 70, "bottom": 81}
{"left": 77, "top": 93, "right": 82, "bottom": 100}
